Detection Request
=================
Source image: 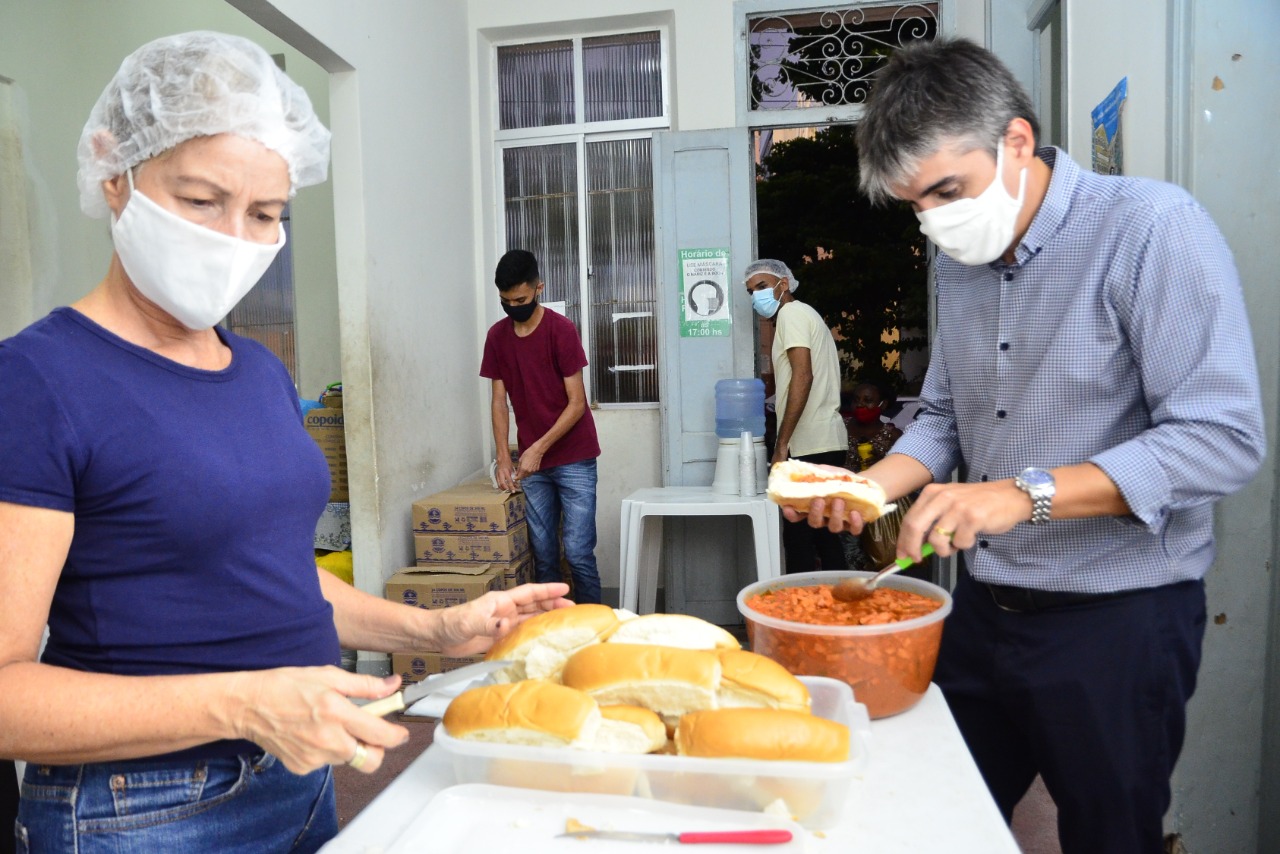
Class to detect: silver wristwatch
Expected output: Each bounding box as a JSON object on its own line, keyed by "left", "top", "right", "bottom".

{"left": 1014, "top": 467, "right": 1056, "bottom": 525}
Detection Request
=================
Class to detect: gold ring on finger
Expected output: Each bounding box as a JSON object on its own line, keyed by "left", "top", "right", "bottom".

{"left": 935, "top": 527, "right": 955, "bottom": 539}
{"left": 347, "top": 741, "right": 369, "bottom": 770}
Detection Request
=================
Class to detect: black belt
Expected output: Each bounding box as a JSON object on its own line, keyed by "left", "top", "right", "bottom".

{"left": 976, "top": 580, "right": 1137, "bottom": 613}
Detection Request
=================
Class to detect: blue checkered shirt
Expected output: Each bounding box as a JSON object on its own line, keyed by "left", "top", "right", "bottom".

{"left": 891, "top": 148, "right": 1266, "bottom": 593}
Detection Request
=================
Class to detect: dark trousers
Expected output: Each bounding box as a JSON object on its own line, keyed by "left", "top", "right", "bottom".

{"left": 1, "top": 760, "right": 16, "bottom": 854}
{"left": 934, "top": 568, "right": 1206, "bottom": 854}
{"left": 781, "top": 449, "right": 848, "bottom": 574}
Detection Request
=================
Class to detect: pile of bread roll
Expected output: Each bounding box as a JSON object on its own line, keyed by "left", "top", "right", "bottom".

{"left": 441, "top": 605, "right": 850, "bottom": 763}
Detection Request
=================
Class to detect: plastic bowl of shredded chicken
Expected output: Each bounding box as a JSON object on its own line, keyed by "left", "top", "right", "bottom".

{"left": 738, "top": 571, "right": 952, "bottom": 718}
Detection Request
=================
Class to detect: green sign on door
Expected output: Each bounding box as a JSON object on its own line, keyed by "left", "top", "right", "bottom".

{"left": 678, "top": 248, "right": 731, "bottom": 338}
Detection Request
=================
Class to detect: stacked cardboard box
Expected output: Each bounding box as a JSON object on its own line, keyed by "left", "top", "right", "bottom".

{"left": 387, "top": 482, "right": 533, "bottom": 683}
{"left": 304, "top": 389, "right": 348, "bottom": 503}
{"left": 410, "top": 482, "right": 531, "bottom": 586}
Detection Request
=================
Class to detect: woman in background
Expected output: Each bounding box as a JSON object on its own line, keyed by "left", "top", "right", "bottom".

{"left": 0, "top": 32, "right": 570, "bottom": 853}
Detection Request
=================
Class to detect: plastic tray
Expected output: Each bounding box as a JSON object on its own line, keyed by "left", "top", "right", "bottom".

{"left": 384, "top": 784, "right": 807, "bottom": 853}
{"left": 433, "top": 675, "right": 870, "bottom": 829}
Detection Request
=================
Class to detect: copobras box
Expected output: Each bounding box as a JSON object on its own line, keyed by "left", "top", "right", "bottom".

{"left": 392, "top": 652, "right": 486, "bottom": 684}
{"left": 385, "top": 567, "right": 501, "bottom": 609}
{"left": 413, "top": 525, "right": 530, "bottom": 566}
{"left": 412, "top": 483, "right": 526, "bottom": 533}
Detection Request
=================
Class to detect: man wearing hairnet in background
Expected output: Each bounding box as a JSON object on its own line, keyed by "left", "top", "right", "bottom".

{"left": 0, "top": 32, "right": 571, "bottom": 852}
{"left": 744, "top": 258, "right": 850, "bottom": 573}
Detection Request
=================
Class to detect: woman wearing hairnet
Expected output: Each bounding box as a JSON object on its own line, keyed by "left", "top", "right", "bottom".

{"left": 0, "top": 32, "right": 570, "bottom": 852}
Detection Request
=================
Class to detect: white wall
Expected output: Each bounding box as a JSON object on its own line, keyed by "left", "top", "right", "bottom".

{"left": 0, "top": 0, "right": 340, "bottom": 400}
{"left": 1058, "top": 2, "right": 1279, "bottom": 852}
{"left": 234, "top": 2, "right": 486, "bottom": 637}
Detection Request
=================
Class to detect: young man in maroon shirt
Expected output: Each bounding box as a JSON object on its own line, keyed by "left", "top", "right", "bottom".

{"left": 481, "top": 250, "right": 603, "bottom": 603}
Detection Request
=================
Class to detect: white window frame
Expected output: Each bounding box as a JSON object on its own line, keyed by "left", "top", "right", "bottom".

{"left": 490, "top": 26, "right": 670, "bottom": 408}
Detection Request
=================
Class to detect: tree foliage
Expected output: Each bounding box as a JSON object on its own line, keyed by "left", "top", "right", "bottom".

{"left": 755, "top": 125, "right": 928, "bottom": 394}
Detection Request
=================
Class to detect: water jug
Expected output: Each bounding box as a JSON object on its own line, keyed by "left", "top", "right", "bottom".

{"left": 715, "top": 378, "right": 766, "bottom": 440}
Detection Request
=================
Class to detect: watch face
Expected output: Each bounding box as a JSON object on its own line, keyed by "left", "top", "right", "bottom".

{"left": 1020, "top": 468, "right": 1054, "bottom": 489}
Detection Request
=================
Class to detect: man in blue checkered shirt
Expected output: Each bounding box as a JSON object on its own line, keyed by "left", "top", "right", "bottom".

{"left": 790, "top": 39, "right": 1266, "bottom": 853}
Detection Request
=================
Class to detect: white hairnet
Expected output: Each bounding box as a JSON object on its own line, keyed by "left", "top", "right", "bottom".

{"left": 743, "top": 258, "right": 799, "bottom": 292}
{"left": 77, "top": 31, "right": 331, "bottom": 218}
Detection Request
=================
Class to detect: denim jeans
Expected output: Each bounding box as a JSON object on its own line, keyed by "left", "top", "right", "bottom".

{"left": 15, "top": 752, "right": 336, "bottom": 853}
{"left": 521, "top": 458, "right": 601, "bottom": 604}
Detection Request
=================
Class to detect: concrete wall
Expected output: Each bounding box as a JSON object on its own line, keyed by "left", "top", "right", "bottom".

{"left": 0, "top": 0, "right": 340, "bottom": 400}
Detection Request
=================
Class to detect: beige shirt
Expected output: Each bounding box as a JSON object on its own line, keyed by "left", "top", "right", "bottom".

{"left": 772, "top": 300, "right": 848, "bottom": 456}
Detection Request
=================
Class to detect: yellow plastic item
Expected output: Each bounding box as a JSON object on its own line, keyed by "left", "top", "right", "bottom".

{"left": 316, "top": 549, "right": 354, "bottom": 585}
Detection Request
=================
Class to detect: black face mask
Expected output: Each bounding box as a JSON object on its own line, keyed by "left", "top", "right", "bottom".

{"left": 502, "top": 297, "right": 538, "bottom": 323}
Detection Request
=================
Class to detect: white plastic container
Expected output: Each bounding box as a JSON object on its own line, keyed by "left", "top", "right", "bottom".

{"left": 433, "top": 676, "right": 871, "bottom": 829}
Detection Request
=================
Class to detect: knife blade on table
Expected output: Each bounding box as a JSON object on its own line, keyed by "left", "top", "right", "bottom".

{"left": 556, "top": 829, "right": 793, "bottom": 845}
{"left": 358, "top": 659, "right": 512, "bottom": 717}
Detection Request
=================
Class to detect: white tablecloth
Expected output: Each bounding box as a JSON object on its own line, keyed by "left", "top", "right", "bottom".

{"left": 322, "top": 684, "right": 1019, "bottom": 853}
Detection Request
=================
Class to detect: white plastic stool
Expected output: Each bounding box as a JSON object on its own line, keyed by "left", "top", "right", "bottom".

{"left": 617, "top": 487, "right": 782, "bottom": 614}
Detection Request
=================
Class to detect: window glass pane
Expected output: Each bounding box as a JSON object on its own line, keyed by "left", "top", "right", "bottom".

{"left": 748, "top": 4, "right": 938, "bottom": 111}
{"left": 227, "top": 213, "right": 297, "bottom": 382}
{"left": 502, "top": 144, "right": 581, "bottom": 326}
{"left": 586, "top": 138, "right": 656, "bottom": 404}
{"left": 583, "top": 32, "right": 663, "bottom": 123}
{"left": 498, "top": 40, "right": 574, "bottom": 129}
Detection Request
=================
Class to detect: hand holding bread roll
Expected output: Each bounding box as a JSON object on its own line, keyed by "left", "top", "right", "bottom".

{"left": 766, "top": 459, "right": 894, "bottom": 522}
{"left": 484, "top": 603, "right": 620, "bottom": 682}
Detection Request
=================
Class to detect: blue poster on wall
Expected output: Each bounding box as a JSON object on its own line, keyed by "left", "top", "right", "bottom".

{"left": 1090, "top": 77, "right": 1127, "bottom": 175}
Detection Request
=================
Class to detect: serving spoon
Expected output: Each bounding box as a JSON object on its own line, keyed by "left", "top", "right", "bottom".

{"left": 833, "top": 544, "right": 936, "bottom": 602}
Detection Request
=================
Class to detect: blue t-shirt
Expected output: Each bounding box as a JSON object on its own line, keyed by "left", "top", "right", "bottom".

{"left": 0, "top": 308, "right": 340, "bottom": 759}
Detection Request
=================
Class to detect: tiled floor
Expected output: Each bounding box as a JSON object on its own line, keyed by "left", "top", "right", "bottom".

{"left": 1011, "top": 776, "right": 1062, "bottom": 854}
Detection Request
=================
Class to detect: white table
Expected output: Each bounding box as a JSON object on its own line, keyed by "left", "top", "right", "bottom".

{"left": 618, "top": 487, "right": 782, "bottom": 614}
{"left": 323, "top": 685, "right": 1019, "bottom": 853}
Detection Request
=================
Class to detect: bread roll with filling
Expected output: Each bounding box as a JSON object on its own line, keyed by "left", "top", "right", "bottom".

{"left": 561, "top": 643, "right": 720, "bottom": 728}
{"left": 674, "top": 708, "right": 849, "bottom": 763}
{"left": 766, "top": 459, "right": 895, "bottom": 522}
{"left": 716, "top": 649, "right": 811, "bottom": 713}
{"left": 485, "top": 603, "right": 620, "bottom": 682}
{"left": 604, "top": 613, "right": 741, "bottom": 651}
{"left": 595, "top": 705, "right": 668, "bottom": 754}
{"left": 442, "top": 680, "right": 600, "bottom": 748}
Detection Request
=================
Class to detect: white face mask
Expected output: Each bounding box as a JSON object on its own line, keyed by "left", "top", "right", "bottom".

{"left": 916, "top": 144, "right": 1027, "bottom": 266}
{"left": 111, "top": 170, "right": 285, "bottom": 330}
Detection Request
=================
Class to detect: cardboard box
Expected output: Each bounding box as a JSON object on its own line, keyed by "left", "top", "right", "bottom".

{"left": 412, "top": 483, "right": 526, "bottom": 534}
{"left": 392, "top": 652, "right": 486, "bottom": 684}
{"left": 413, "top": 524, "right": 529, "bottom": 566}
{"left": 304, "top": 407, "right": 348, "bottom": 502}
{"left": 314, "top": 502, "right": 351, "bottom": 551}
{"left": 499, "top": 554, "right": 534, "bottom": 590}
{"left": 385, "top": 567, "right": 501, "bottom": 609}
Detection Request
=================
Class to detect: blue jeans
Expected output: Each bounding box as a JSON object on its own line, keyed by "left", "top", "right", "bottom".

{"left": 521, "top": 458, "right": 601, "bottom": 604}
{"left": 15, "top": 752, "right": 336, "bottom": 853}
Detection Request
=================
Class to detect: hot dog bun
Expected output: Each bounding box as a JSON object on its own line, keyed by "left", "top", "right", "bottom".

{"left": 597, "top": 705, "right": 668, "bottom": 753}
{"left": 766, "top": 459, "right": 894, "bottom": 522}
{"left": 674, "top": 708, "right": 850, "bottom": 762}
{"left": 442, "top": 680, "right": 601, "bottom": 748}
{"left": 485, "top": 603, "right": 620, "bottom": 682}
{"left": 561, "top": 643, "right": 720, "bottom": 728}
{"left": 604, "top": 613, "right": 741, "bottom": 651}
{"left": 716, "top": 649, "right": 811, "bottom": 713}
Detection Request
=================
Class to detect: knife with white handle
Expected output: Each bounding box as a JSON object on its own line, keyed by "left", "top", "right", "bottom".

{"left": 556, "top": 829, "right": 793, "bottom": 845}
{"left": 358, "top": 659, "right": 511, "bottom": 717}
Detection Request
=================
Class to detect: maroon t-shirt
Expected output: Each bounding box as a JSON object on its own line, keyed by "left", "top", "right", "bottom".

{"left": 480, "top": 308, "right": 601, "bottom": 469}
